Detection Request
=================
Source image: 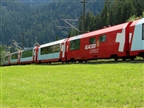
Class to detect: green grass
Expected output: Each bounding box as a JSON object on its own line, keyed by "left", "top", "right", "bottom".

{"left": 0, "top": 63, "right": 144, "bottom": 108}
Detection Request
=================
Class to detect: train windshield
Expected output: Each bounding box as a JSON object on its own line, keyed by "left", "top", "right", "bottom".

{"left": 142, "top": 23, "right": 144, "bottom": 40}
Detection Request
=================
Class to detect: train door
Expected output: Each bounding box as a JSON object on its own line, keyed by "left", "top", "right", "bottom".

{"left": 33, "top": 47, "right": 37, "bottom": 63}
{"left": 33, "top": 46, "right": 39, "bottom": 63}
{"left": 60, "top": 39, "right": 68, "bottom": 62}
{"left": 83, "top": 36, "right": 98, "bottom": 60}
{"left": 8, "top": 54, "right": 11, "bottom": 65}
{"left": 97, "top": 34, "right": 107, "bottom": 58}
{"left": 17, "top": 50, "right": 21, "bottom": 64}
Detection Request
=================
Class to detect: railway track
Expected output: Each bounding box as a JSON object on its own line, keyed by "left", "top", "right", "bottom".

{"left": 41, "top": 59, "right": 144, "bottom": 65}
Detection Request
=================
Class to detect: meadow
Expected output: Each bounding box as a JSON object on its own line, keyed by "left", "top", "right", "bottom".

{"left": 0, "top": 62, "right": 144, "bottom": 108}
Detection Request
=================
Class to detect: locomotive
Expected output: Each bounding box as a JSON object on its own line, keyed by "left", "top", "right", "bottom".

{"left": 2, "top": 18, "right": 144, "bottom": 66}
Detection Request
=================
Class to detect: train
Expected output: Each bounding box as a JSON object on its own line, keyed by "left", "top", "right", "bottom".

{"left": 2, "top": 18, "right": 144, "bottom": 66}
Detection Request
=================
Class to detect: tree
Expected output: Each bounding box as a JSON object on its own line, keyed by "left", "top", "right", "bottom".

{"left": 0, "top": 45, "right": 6, "bottom": 65}
{"left": 101, "top": 0, "right": 111, "bottom": 27}
{"left": 85, "top": 11, "right": 95, "bottom": 31}
{"left": 124, "top": 0, "right": 136, "bottom": 22}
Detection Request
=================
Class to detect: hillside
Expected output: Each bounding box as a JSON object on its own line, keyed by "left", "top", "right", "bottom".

{"left": 1, "top": 0, "right": 144, "bottom": 51}
{"left": 19, "top": 0, "right": 52, "bottom": 6}
{"left": 0, "top": 0, "right": 105, "bottom": 48}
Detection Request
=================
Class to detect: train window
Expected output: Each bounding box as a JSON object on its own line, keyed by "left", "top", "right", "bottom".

{"left": 22, "top": 50, "right": 33, "bottom": 58}
{"left": 5, "top": 56, "right": 8, "bottom": 61}
{"left": 99, "top": 35, "right": 106, "bottom": 42}
{"left": 41, "top": 44, "right": 60, "bottom": 55}
{"left": 142, "top": 23, "right": 144, "bottom": 40}
{"left": 11, "top": 54, "right": 17, "bottom": 60}
{"left": 41, "top": 47, "right": 49, "bottom": 55}
{"left": 70, "top": 39, "right": 80, "bottom": 50}
{"left": 89, "top": 37, "right": 96, "bottom": 44}
{"left": 51, "top": 44, "right": 60, "bottom": 53}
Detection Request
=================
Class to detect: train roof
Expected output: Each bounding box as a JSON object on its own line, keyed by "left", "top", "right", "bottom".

{"left": 82, "top": 22, "right": 130, "bottom": 38}
{"left": 68, "top": 22, "right": 130, "bottom": 41}
{"left": 39, "top": 38, "right": 67, "bottom": 48}
{"left": 130, "top": 18, "right": 144, "bottom": 27}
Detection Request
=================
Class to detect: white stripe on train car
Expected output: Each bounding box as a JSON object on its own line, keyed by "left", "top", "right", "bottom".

{"left": 116, "top": 25, "right": 127, "bottom": 52}
{"left": 129, "top": 33, "right": 132, "bottom": 43}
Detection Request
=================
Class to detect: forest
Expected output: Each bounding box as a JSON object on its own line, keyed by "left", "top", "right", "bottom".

{"left": 0, "top": 0, "right": 144, "bottom": 64}
{"left": 1, "top": 0, "right": 105, "bottom": 48}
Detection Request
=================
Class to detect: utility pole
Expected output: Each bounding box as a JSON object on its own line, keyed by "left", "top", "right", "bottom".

{"left": 81, "top": 0, "right": 87, "bottom": 33}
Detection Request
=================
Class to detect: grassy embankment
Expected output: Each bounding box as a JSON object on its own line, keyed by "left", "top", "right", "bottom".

{"left": 0, "top": 62, "right": 144, "bottom": 108}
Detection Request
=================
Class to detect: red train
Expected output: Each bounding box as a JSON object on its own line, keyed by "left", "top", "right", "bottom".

{"left": 2, "top": 18, "right": 144, "bottom": 66}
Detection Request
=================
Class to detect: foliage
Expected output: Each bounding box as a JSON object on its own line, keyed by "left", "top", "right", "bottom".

{"left": 1, "top": 0, "right": 144, "bottom": 47}
{"left": 0, "top": 45, "right": 7, "bottom": 65}
{"left": 1, "top": 63, "right": 143, "bottom": 107}
{"left": 75, "top": 0, "right": 144, "bottom": 36}
{"left": 0, "top": 0, "right": 104, "bottom": 47}
{"left": 143, "top": 12, "right": 144, "bottom": 18}
{"left": 127, "top": 11, "right": 144, "bottom": 22}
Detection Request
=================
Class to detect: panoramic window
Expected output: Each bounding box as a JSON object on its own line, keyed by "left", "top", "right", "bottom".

{"left": 142, "top": 23, "right": 144, "bottom": 40}
{"left": 5, "top": 56, "right": 8, "bottom": 61}
{"left": 22, "top": 50, "right": 33, "bottom": 58}
{"left": 11, "top": 54, "right": 17, "bottom": 60}
{"left": 70, "top": 39, "right": 80, "bottom": 50}
{"left": 99, "top": 35, "right": 106, "bottom": 42}
{"left": 41, "top": 44, "right": 60, "bottom": 55}
{"left": 89, "top": 37, "right": 96, "bottom": 44}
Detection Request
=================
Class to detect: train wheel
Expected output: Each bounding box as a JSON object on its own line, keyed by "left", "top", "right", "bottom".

{"left": 122, "top": 58, "right": 126, "bottom": 61}
{"left": 130, "top": 57, "right": 135, "bottom": 61}
{"left": 79, "top": 60, "right": 83, "bottom": 63}
{"left": 66, "top": 61, "right": 69, "bottom": 64}
{"left": 114, "top": 58, "right": 118, "bottom": 61}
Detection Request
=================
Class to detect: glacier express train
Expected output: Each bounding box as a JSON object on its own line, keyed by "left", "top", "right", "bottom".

{"left": 2, "top": 18, "right": 144, "bottom": 66}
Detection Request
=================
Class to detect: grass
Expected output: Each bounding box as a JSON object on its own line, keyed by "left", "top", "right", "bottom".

{"left": 0, "top": 62, "right": 144, "bottom": 108}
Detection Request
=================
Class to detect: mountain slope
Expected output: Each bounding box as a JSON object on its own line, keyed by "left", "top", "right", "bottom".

{"left": 1, "top": 0, "right": 105, "bottom": 48}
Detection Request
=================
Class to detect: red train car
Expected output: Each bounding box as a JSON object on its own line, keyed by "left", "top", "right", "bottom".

{"left": 37, "top": 38, "right": 68, "bottom": 64}
{"left": 66, "top": 21, "right": 137, "bottom": 62}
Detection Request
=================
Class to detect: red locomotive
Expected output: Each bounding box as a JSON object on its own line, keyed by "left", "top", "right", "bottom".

{"left": 2, "top": 18, "right": 144, "bottom": 66}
